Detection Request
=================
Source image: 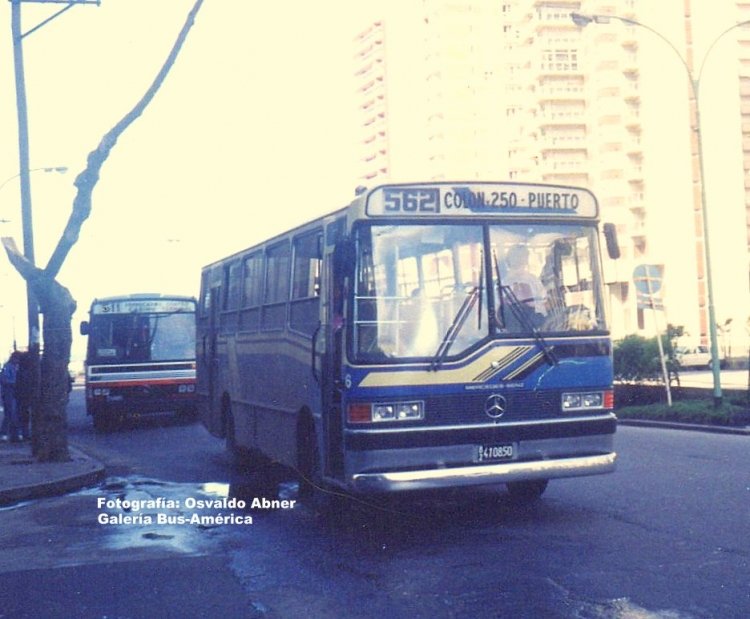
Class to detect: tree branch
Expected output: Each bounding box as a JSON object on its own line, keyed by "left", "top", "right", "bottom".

{"left": 44, "top": 0, "right": 205, "bottom": 278}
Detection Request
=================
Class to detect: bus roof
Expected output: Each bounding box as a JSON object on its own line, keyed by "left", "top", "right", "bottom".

{"left": 90, "top": 293, "right": 197, "bottom": 305}
{"left": 89, "top": 294, "right": 197, "bottom": 315}
{"left": 201, "top": 180, "right": 599, "bottom": 272}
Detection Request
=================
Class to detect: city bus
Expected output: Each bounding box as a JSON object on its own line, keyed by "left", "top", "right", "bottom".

{"left": 197, "top": 181, "right": 618, "bottom": 506}
{"left": 80, "top": 294, "right": 197, "bottom": 431}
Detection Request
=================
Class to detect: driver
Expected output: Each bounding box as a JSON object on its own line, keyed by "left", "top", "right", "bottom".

{"left": 503, "top": 244, "right": 548, "bottom": 316}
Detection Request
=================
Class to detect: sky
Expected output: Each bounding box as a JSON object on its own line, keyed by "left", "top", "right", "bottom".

{"left": 0, "top": 0, "right": 363, "bottom": 361}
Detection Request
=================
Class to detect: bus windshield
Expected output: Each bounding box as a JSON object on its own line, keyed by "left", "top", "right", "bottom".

{"left": 353, "top": 223, "right": 606, "bottom": 362}
{"left": 88, "top": 311, "right": 195, "bottom": 363}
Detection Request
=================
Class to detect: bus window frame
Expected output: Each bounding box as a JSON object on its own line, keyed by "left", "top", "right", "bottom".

{"left": 261, "top": 239, "right": 291, "bottom": 332}
{"left": 347, "top": 219, "right": 609, "bottom": 366}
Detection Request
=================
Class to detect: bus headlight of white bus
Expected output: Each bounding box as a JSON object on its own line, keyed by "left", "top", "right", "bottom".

{"left": 561, "top": 390, "right": 614, "bottom": 412}
{"left": 348, "top": 401, "right": 425, "bottom": 423}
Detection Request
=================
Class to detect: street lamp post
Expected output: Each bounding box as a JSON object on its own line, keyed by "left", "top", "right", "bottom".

{"left": 11, "top": 0, "right": 98, "bottom": 351}
{"left": 571, "top": 11, "right": 750, "bottom": 407}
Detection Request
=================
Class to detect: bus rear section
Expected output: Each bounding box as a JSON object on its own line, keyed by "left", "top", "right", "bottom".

{"left": 81, "top": 295, "right": 197, "bottom": 431}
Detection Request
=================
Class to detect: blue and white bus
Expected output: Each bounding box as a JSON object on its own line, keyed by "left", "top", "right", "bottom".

{"left": 197, "top": 182, "right": 617, "bottom": 504}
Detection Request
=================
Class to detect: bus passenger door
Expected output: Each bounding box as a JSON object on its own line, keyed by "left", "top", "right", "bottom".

{"left": 317, "top": 252, "right": 346, "bottom": 478}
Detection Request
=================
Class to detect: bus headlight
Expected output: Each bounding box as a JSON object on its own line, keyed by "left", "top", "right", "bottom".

{"left": 561, "top": 390, "right": 613, "bottom": 412}
{"left": 348, "top": 401, "right": 424, "bottom": 423}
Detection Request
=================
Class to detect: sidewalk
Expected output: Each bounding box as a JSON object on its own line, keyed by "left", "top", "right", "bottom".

{"left": 0, "top": 440, "right": 105, "bottom": 507}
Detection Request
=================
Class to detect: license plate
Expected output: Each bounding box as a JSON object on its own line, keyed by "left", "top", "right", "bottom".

{"left": 476, "top": 443, "right": 516, "bottom": 463}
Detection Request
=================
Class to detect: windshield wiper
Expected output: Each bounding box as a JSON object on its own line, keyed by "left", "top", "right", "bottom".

{"left": 430, "top": 286, "right": 480, "bottom": 371}
{"left": 493, "top": 253, "right": 557, "bottom": 367}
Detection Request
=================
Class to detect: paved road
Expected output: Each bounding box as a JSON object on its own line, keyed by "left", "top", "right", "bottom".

{"left": 0, "top": 389, "right": 747, "bottom": 618}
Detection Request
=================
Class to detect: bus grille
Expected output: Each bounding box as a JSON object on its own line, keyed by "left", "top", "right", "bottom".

{"left": 423, "top": 391, "right": 560, "bottom": 426}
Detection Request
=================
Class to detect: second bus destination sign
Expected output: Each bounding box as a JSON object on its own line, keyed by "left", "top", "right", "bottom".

{"left": 365, "top": 183, "right": 598, "bottom": 219}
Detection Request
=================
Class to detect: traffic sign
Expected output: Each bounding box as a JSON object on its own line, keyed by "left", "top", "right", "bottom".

{"left": 633, "top": 264, "right": 664, "bottom": 310}
{"left": 633, "top": 264, "right": 664, "bottom": 295}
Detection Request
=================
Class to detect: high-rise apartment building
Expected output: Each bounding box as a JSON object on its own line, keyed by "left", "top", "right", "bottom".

{"left": 352, "top": 0, "right": 750, "bottom": 354}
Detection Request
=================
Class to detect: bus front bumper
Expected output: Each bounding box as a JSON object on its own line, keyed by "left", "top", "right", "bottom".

{"left": 350, "top": 452, "right": 616, "bottom": 493}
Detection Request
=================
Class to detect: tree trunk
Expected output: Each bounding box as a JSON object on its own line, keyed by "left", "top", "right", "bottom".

{"left": 32, "top": 278, "right": 76, "bottom": 461}
{"left": 1, "top": 239, "right": 75, "bottom": 461}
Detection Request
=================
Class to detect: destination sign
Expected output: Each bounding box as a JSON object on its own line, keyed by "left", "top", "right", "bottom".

{"left": 365, "top": 183, "right": 598, "bottom": 219}
{"left": 92, "top": 299, "right": 195, "bottom": 315}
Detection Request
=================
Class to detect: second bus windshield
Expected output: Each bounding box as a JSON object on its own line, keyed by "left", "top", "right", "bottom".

{"left": 354, "top": 223, "right": 605, "bottom": 361}
{"left": 88, "top": 311, "right": 196, "bottom": 363}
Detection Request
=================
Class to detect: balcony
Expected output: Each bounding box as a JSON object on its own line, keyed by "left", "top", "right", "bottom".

{"left": 623, "top": 80, "right": 640, "bottom": 101}
{"left": 537, "top": 108, "right": 586, "bottom": 128}
{"left": 630, "top": 218, "right": 647, "bottom": 239}
{"left": 624, "top": 104, "right": 641, "bottom": 128}
{"left": 628, "top": 198, "right": 645, "bottom": 216}
{"left": 537, "top": 134, "right": 586, "bottom": 152}
{"left": 626, "top": 164, "right": 644, "bottom": 183}
{"left": 622, "top": 52, "right": 640, "bottom": 76}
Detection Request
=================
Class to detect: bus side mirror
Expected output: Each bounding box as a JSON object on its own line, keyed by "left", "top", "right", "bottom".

{"left": 80, "top": 321, "right": 89, "bottom": 336}
{"left": 603, "top": 223, "right": 621, "bottom": 260}
{"left": 333, "top": 239, "right": 355, "bottom": 278}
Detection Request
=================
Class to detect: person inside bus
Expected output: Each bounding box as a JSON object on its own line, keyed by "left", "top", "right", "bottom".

{"left": 498, "top": 244, "right": 548, "bottom": 329}
{"left": 401, "top": 287, "right": 439, "bottom": 357}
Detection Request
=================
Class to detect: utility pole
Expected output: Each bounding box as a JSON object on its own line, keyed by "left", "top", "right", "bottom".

{"left": 9, "top": 0, "right": 100, "bottom": 349}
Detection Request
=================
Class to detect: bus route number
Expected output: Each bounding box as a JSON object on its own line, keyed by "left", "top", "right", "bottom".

{"left": 383, "top": 188, "right": 440, "bottom": 213}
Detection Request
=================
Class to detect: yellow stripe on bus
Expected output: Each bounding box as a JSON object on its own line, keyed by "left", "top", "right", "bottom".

{"left": 357, "top": 345, "right": 534, "bottom": 388}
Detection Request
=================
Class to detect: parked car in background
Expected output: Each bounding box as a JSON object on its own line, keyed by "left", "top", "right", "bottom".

{"left": 675, "top": 345, "right": 726, "bottom": 370}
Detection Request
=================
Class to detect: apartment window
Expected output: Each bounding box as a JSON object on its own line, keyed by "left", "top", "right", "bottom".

{"left": 542, "top": 49, "right": 578, "bottom": 71}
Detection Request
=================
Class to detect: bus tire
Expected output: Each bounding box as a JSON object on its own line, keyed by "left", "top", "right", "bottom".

{"left": 223, "top": 406, "right": 244, "bottom": 468}
{"left": 506, "top": 479, "right": 548, "bottom": 503}
{"left": 298, "top": 420, "right": 342, "bottom": 514}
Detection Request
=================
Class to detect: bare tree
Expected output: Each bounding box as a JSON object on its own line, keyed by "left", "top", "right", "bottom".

{"left": 2, "top": 0, "right": 205, "bottom": 462}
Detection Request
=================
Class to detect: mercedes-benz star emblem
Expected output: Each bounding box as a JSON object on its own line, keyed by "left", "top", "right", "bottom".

{"left": 484, "top": 394, "right": 507, "bottom": 419}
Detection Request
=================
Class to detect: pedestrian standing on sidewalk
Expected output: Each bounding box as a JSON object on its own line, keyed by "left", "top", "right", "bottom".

{"left": 0, "top": 351, "right": 22, "bottom": 442}
{"left": 15, "top": 351, "right": 33, "bottom": 441}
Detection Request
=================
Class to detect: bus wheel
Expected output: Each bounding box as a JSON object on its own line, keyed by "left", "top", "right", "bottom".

{"left": 506, "top": 479, "right": 548, "bottom": 503}
{"left": 224, "top": 409, "right": 243, "bottom": 468}
{"left": 298, "top": 428, "right": 342, "bottom": 514}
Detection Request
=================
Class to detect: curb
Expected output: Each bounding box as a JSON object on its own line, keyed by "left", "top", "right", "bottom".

{"left": 618, "top": 418, "right": 750, "bottom": 436}
{"left": 0, "top": 445, "right": 106, "bottom": 507}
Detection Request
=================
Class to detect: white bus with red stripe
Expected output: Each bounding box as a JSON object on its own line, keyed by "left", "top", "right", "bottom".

{"left": 80, "top": 294, "right": 197, "bottom": 431}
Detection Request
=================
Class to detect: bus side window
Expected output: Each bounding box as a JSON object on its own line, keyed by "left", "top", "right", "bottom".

{"left": 290, "top": 230, "right": 323, "bottom": 335}
{"left": 262, "top": 241, "right": 291, "bottom": 331}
